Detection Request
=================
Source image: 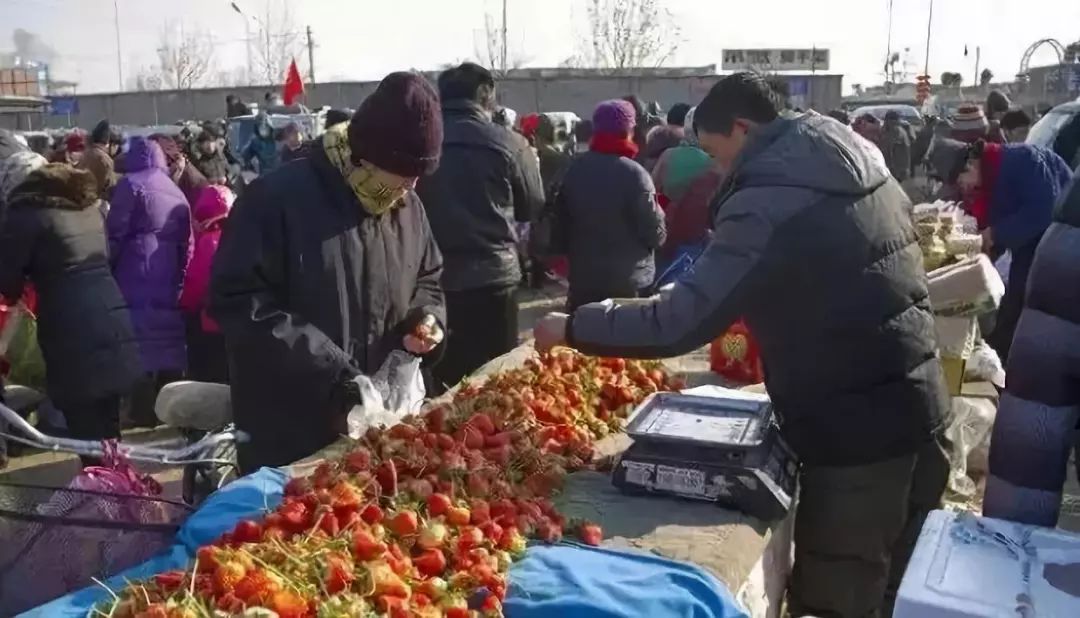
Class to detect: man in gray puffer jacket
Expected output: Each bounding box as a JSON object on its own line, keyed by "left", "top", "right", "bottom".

{"left": 536, "top": 73, "right": 949, "bottom": 617}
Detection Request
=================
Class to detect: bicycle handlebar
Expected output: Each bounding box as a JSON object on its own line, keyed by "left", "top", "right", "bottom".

{"left": 0, "top": 400, "right": 247, "bottom": 465}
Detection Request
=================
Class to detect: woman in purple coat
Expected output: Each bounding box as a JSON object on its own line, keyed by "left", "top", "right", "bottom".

{"left": 107, "top": 136, "right": 191, "bottom": 425}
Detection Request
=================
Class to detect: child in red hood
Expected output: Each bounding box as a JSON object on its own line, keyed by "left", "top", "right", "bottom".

{"left": 179, "top": 185, "right": 234, "bottom": 383}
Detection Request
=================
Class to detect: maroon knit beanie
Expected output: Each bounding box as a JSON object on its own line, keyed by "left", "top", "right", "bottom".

{"left": 349, "top": 72, "right": 443, "bottom": 177}
{"left": 592, "top": 100, "right": 637, "bottom": 135}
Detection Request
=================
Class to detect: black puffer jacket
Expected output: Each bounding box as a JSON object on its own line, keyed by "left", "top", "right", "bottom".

{"left": 0, "top": 164, "right": 141, "bottom": 408}
{"left": 569, "top": 113, "right": 948, "bottom": 466}
{"left": 417, "top": 101, "right": 544, "bottom": 292}
{"left": 210, "top": 143, "right": 446, "bottom": 472}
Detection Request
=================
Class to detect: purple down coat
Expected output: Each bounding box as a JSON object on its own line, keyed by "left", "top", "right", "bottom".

{"left": 106, "top": 136, "right": 192, "bottom": 373}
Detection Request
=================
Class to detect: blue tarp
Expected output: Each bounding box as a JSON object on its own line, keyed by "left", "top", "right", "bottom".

{"left": 24, "top": 467, "right": 746, "bottom": 618}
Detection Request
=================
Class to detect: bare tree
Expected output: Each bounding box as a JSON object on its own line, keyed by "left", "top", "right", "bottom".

{"left": 940, "top": 72, "right": 964, "bottom": 88}
{"left": 128, "top": 66, "right": 164, "bottom": 92}
{"left": 251, "top": 0, "right": 305, "bottom": 85}
{"left": 474, "top": 12, "right": 528, "bottom": 77}
{"left": 212, "top": 67, "right": 251, "bottom": 88}
{"left": 156, "top": 22, "right": 214, "bottom": 89}
{"left": 1065, "top": 40, "right": 1080, "bottom": 63}
{"left": 580, "top": 0, "right": 680, "bottom": 70}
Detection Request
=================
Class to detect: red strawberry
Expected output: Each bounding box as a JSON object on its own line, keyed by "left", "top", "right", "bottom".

{"left": 212, "top": 560, "right": 247, "bottom": 595}
{"left": 352, "top": 529, "right": 388, "bottom": 561}
{"left": 317, "top": 511, "right": 340, "bottom": 536}
{"left": 426, "top": 492, "right": 452, "bottom": 517}
{"left": 360, "top": 503, "right": 385, "bottom": 525}
{"left": 153, "top": 570, "right": 185, "bottom": 591}
{"left": 456, "top": 526, "right": 484, "bottom": 551}
{"left": 470, "top": 499, "right": 491, "bottom": 525}
{"left": 414, "top": 548, "right": 447, "bottom": 577}
{"left": 233, "top": 569, "right": 279, "bottom": 605}
{"left": 279, "top": 501, "right": 310, "bottom": 533}
{"left": 283, "top": 476, "right": 312, "bottom": 497}
{"left": 446, "top": 505, "right": 471, "bottom": 527}
{"left": 268, "top": 590, "right": 309, "bottom": 618}
{"left": 375, "top": 460, "right": 398, "bottom": 496}
{"left": 579, "top": 522, "right": 603, "bottom": 546}
{"left": 324, "top": 554, "right": 354, "bottom": 594}
{"left": 388, "top": 510, "right": 419, "bottom": 537}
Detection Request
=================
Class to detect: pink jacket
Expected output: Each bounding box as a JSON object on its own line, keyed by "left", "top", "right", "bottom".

{"left": 180, "top": 185, "right": 234, "bottom": 333}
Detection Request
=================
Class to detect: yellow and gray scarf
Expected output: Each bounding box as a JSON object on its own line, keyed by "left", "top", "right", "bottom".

{"left": 323, "top": 122, "right": 407, "bottom": 216}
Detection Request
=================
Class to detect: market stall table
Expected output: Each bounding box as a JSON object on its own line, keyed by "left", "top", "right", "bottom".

{"left": 294, "top": 343, "right": 793, "bottom": 617}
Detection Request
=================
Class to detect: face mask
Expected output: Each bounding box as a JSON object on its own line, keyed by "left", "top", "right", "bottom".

{"left": 353, "top": 163, "right": 409, "bottom": 215}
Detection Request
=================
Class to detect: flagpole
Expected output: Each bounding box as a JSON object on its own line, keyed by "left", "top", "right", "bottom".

{"left": 923, "top": 0, "right": 934, "bottom": 77}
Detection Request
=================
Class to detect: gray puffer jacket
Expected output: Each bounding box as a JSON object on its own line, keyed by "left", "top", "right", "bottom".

{"left": 555, "top": 151, "right": 666, "bottom": 309}
{"left": 567, "top": 113, "right": 948, "bottom": 466}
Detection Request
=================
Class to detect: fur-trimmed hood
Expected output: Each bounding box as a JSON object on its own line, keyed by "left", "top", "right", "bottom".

{"left": 8, "top": 163, "right": 100, "bottom": 211}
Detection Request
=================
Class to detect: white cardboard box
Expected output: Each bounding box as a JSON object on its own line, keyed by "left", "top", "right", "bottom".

{"left": 895, "top": 510, "right": 1080, "bottom": 618}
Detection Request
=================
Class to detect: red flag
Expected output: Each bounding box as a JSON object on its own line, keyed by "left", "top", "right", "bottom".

{"left": 283, "top": 59, "right": 305, "bottom": 105}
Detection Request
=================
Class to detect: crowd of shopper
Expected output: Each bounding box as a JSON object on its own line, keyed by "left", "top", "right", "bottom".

{"left": 1, "top": 65, "right": 1079, "bottom": 617}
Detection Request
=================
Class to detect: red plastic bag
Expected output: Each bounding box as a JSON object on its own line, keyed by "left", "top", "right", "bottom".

{"left": 709, "top": 319, "right": 765, "bottom": 385}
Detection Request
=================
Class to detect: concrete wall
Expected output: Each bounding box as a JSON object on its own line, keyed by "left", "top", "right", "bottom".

{"left": 3, "top": 73, "right": 844, "bottom": 130}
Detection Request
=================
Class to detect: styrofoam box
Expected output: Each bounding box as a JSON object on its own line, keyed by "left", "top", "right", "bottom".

{"left": 934, "top": 315, "right": 977, "bottom": 359}
{"left": 895, "top": 510, "right": 1080, "bottom": 618}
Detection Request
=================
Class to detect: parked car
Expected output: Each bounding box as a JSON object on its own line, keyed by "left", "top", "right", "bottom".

{"left": 226, "top": 105, "right": 326, "bottom": 155}
{"left": 850, "top": 104, "right": 925, "bottom": 128}
{"left": 1027, "top": 101, "right": 1080, "bottom": 169}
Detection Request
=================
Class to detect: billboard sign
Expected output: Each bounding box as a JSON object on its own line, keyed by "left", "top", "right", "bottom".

{"left": 48, "top": 96, "right": 79, "bottom": 116}
{"left": 722, "top": 49, "right": 830, "bottom": 72}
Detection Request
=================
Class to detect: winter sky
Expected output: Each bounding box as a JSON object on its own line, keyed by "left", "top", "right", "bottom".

{"left": 1, "top": 0, "right": 1077, "bottom": 94}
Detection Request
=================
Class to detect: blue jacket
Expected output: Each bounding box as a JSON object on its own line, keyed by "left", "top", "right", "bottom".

{"left": 990, "top": 144, "right": 1074, "bottom": 250}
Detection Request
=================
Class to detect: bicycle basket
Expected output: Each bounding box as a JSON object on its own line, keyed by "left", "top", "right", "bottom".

{"left": 0, "top": 482, "right": 192, "bottom": 616}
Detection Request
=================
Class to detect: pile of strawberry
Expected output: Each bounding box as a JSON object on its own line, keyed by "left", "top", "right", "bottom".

{"left": 95, "top": 350, "right": 683, "bottom": 618}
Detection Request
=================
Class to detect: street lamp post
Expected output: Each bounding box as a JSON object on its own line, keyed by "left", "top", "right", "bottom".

{"left": 231, "top": 2, "right": 255, "bottom": 84}
{"left": 114, "top": 0, "right": 123, "bottom": 90}
{"left": 923, "top": 0, "right": 934, "bottom": 77}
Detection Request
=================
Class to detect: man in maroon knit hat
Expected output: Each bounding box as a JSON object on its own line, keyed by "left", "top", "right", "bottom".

{"left": 210, "top": 72, "right": 448, "bottom": 471}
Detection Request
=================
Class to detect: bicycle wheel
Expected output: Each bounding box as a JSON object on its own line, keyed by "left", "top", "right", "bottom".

{"left": 181, "top": 436, "right": 238, "bottom": 506}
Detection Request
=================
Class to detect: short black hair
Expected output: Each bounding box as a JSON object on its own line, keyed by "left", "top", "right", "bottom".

{"left": 324, "top": 108, "right": 350, "bottom": 129}
{"left": 1000, "top": 109, "right": 1032, "bottom": 131}
{"left": 438, "top": 62, "right": 495, "bottom": 102}
{"left": 574, "top": 119, "right": 593, "bottom": 143}
{"left": 826, "top": 109, "right": 850, "bottom": 125}
{"left": 667, "top": 103, "right": 691, "bottom": 127}
{"left": 90, "top": 119, "right": 119, "bottom": 145}
{"left": 694, "top": 72, "right": 782, "bottom": 135}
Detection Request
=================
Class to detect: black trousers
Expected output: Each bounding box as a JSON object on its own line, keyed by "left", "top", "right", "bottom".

{"left": 987, "top": 237, "right": 1041, "bottom": 365}
{"left": 60, "top": 394, "right": 124, "bottom": 467}
{"left": 185, "top": 315, "right": 230, "bottom": 384}
{"left": 788, "top": 437, "right": 949, "bottom": 618}
{"left": 432, "top": 285, "right": 518, "bottom": 394}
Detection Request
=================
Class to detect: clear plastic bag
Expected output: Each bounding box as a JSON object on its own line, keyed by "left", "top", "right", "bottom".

{"left": 346, "top": 350, "right": 425, "bottom": 438}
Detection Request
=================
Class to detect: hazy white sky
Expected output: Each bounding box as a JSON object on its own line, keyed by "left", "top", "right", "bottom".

{"left": 1, "top": 0, "right": 1077, "bottom": 95}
